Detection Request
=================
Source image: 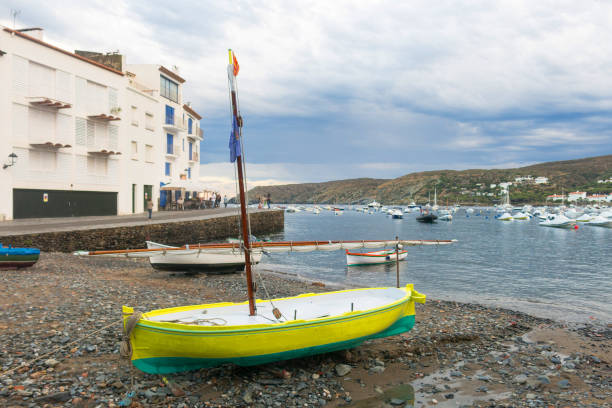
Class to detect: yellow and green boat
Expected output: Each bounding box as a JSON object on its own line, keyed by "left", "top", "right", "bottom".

{"left": 123, "top": 284, "right": 425, "bottom": 374}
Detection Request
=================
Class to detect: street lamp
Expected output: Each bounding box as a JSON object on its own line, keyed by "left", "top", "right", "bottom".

{"left": 2, "top": 153, "right": 17, "bottom": 169}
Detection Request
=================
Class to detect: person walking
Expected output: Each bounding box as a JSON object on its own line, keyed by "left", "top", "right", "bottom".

{"left": 223, "top": 195, "right": 228, "bottom": 208}
{"left": 266, "top": 192, "right": 271, "bottom": 209}
{"left": 147, "top": 197, "right": 154, "bottom": 219}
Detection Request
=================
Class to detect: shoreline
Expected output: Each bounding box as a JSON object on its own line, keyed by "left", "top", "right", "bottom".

{"left": 1, "top": 253, "right": 610, "bottom": 407}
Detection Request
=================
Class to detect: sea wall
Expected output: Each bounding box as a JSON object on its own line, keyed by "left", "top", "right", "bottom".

{"left": 2, "top": 210, "right": 284, "bottom": 252}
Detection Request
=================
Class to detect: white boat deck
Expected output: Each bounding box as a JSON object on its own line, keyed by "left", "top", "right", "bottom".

{"left": 146, "top": 288, "right": 407, "bottom": 326}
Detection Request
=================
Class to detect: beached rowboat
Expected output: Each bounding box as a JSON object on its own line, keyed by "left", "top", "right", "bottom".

{"left": 0, "top": 245, "right": 40, "bottom": 269}
{"left": 346, "top": 249, "right": 407, "bottom": 266}
{"left": 122, "top": 284, "right": 425, "bottom": 373}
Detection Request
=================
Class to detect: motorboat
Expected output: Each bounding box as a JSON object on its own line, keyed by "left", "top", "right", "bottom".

{"left": 391, "top": 209, "right": 403, "bottom": 219}
{"left": 512, "top": 212, "right": 529, "bottom": 220}
{"left": 497, "top": 212, "right": 513, "bottom": 221}
{"left": 438, "top": 213, "right": 452, "bottom": 221}
{"left": 416, "top": 211, "right": 437, "bottom": 223}
{"left": 576, "top": 213, "right": 596, "bottom": 222}
{"left": 586, "top": 216, "right": 612, "bottom": 228}
{"left": 539, "top": 214, "right": 576, "bottom": 228}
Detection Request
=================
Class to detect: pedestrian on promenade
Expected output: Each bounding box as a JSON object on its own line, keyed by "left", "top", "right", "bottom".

{"left": 147, "top": 198, "right": 154, "bottom": 219}
{"left": 266, "top": 193, "right": 271, "bottom": 209}
{"left": 223, "top": 195, "right": 228, "bottom": 208}
{"left": 215, "top": 193, "right": 221, "bottom": 208}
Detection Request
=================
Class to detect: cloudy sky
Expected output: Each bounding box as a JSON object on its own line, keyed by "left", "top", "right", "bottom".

{"left": 3, "top": 1, "right": 612, "bottom": 194}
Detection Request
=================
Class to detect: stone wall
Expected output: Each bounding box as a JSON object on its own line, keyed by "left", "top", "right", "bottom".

{"left": 3, "top": 210, "right": 284, "bottom": 252}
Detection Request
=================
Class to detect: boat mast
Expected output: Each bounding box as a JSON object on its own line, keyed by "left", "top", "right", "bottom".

{"left": 228, "top": 49, "right": 256, "bottom": 316}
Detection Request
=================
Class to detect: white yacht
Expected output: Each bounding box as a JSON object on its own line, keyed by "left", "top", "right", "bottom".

{"left": 498, "top": 212, "right": 513, "bottom": 221}
{"left": 539, "top": 214, "right": 576, "bottom": 228}
{"left": 586, "top": 216, "right": 612, "bottom": 228}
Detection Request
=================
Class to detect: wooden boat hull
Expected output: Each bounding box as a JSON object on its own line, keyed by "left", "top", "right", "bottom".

{"left": 147, "top": 241, "right": 262, "bottom": 273}
{"left": 149, "top": 251, "right": 262, "bottom": 273}
{"left": 123, "top": 285, "right": 425, "bottom": 374}
{"left": 346, "top": 249, "right": 408, "bottom": 266}
{"left": 0, "top": 247, "right": 40, "bottom": 269}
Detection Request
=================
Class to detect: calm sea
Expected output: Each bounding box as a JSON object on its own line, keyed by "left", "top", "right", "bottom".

{"left": 258, "top": 207, "right": 611, "bottom": 324}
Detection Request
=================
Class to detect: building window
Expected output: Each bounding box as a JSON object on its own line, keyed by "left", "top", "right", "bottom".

{"left": 165, "top": 162, "right": 171, "bottom": 176}
{"left": 87, "top": 156, "right": 107, "bottom": 176}
{"left": 189, "top": 142, "right": 193, "bottom": 160}
{"left": 131, "top": 106, "right": 138, "bottom": 126}
{"left": 165, "top": 105, "right": 174, "bottom": 125}
{"left": 160, "top": 76, "right": 178, "bottom": 103}
{"left": 145, "top": 144, "right": 153, "bottom": 163}
{"left": 188, "top": 117, "right": 193, "bottom": 134}
{"left": 166, "top": 134, "right": 174, "bottom": 154}
{"left": 145, "top": 112, "right": 154, "bottom": 131}
{"left": 187, "top": 168, "right": 191, "bottom": 179}
{"left": 131, "top": 141, "right": 138, "bottom": 160}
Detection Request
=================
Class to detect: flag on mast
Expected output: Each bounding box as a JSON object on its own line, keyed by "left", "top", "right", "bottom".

{"left": 233, "top": 53, "right": 240, "bottom": 76}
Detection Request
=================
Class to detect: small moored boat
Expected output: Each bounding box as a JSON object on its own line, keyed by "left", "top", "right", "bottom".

{"left": 346, "top": 248, "right": 408, "bottom": 266}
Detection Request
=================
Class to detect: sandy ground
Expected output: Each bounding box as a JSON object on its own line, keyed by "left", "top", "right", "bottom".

{"left": 0, "top": 253, "right": 610, "bottom": 407}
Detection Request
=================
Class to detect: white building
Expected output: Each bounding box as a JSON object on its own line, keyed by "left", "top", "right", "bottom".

{"left": 534, "top": 176, "right": 548, "bottom": 184}
{"left": 567, "top": 191, "right": 587, "bottom": 202}
{"left": 499, "top": 182, "right": 513, "bottom": 190}
{"left": 0, "top": 27, "right": 203, "bottom": 219}
{"left": 587, "top": 194, "right": 610, "bottom": 203}
{"left": 547, "top": 194, "right": 565, "bottom": 201}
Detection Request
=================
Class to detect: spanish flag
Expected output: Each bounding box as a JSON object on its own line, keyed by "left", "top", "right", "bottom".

{"left": 233, "top": 54, "right": 239, "bottom": 76}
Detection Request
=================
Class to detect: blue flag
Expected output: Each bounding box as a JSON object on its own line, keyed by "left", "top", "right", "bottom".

{"left": 229, "top": 116, "right": 241, "bottom": 162}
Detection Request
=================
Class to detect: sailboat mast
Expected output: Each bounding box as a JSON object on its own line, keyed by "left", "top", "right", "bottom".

{"left": 228, "top": 49, "right": 256, "bottom": 316}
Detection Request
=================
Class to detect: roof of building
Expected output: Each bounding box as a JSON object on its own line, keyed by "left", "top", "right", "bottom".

{"left": 3, "top": 27, "right": 124, "bottom": 76}
{"left": 159, "top": 66, "right": 185, "bottom": 83}
{"left": 183, "top": 104, "right": 202, "bottom": 120}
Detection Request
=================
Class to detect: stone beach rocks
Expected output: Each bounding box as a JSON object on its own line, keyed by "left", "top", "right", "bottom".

{"left": 0, "top": 252, "right": 610, "bottom": 407}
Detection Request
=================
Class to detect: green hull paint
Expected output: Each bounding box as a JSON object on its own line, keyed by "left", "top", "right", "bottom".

{"left": 132, "top": 315, "right": 415, "bottom": 374}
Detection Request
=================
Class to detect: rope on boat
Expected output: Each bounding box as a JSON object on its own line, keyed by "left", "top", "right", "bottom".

{"left": 120, "top": 312, "right": 142, "bottom": 359}
{"left": 0, "top": 318, "right": 122, "bottom": 379}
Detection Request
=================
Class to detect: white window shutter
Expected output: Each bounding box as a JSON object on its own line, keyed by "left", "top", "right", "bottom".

{"left": 12, "top": 55, "right": 28, "bottom": 95}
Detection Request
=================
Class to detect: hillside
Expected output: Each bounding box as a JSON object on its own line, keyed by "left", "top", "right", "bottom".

{"left": 246, "top": 155, "right": 612, "bottom": 205}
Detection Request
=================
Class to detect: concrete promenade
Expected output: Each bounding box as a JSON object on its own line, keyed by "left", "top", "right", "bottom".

{"left": 0, "top": 207, "right": 270, "bottom": 237}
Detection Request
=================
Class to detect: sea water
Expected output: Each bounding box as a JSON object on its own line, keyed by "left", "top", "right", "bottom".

{"left": 258, "top": 208, "right": 611, "bottom": 324}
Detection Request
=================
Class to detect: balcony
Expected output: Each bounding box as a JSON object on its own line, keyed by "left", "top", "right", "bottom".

{"left": 165, "top": 144, "right": 180, "bottom": 159}
{"left": 88, "top": 113, "right": 121, "bottom": 122}
{"left": 187, "top": 127, "right": 204, "bottom": 141}
{"left": 163, "top": 114, "right": 186, "bottom": 132}
{"left": 27, "top": 96, "right": 72, "bottom": 110}
{"left": 88, "top": 136, "right": 120, "bottom": 155}
{"left": 188, "top": 152, "right": 199, "bottom": 163}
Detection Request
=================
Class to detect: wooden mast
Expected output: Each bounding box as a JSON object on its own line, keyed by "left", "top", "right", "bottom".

{"left": 228, "top": 49, "right": 256, "bottom": 316}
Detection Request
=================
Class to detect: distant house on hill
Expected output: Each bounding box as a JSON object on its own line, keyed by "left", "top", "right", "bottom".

{"left": 567, "top": 191, "right": 587, "bottom": 201}
{"left": 547, "top": 194, "right": 565, "bottom": 201}
{"left": 534, "top": 176, "right": 549, "bottom": 184}
{"left": 588, "top": 194, "right": 611, "bottom": 203}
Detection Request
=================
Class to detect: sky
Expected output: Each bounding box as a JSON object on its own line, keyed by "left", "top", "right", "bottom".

{"left": 3, "top": 1, "right": 612, "bottom": 195}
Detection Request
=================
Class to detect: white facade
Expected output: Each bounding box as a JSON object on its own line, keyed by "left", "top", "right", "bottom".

{"left": 534, "top": 176, "right": 548, "bottom": 184}
{"left": 0, "top": 27, "right": 203, "bottom": 219}
{"left": 567, "top": 191, "right": 587, "bottom": 202}
{"left": 125, "top": 64, "right": 203, "bottom": 207}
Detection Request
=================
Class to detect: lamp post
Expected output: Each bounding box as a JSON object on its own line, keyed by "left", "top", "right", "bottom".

{"left": 2, "top": 153, "right": 17, "bottom": 169}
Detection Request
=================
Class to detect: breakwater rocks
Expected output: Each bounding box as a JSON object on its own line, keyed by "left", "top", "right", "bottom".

{"left": 0, "top": 253, "right": 610, "bottom": 407}
{"left": 3, "top": 210, "right": 284, "bottom": 252}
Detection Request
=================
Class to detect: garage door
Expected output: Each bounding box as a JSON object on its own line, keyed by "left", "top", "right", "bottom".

{"left": 13, "top": 189, "right": 118, "bottom": 219}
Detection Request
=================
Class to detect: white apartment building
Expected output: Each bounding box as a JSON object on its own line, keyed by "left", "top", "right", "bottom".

{"left": 125, "top": 65, "right": 203, "bottom": 209}
{"left": 0, "top": 27, "right": 203, "bottom": 219}
{"left": 534, "top": 176, "right": 548, "bottom": 184}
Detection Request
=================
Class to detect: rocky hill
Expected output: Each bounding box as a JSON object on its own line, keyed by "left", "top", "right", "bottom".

{"left": 246, "top": 155, "right": 612, "bottom": 205}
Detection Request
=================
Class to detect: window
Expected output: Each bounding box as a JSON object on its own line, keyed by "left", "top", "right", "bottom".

{"left": 145, "top": 113, "right": 154, "bottom": 131}
{"left": 188, "top": 117, "right": 193, "bottom": 134}
{"left": 160, "top": 76, "right": 178, "bottom": 102}
{"left": 189, "top": 142, "right": 193, "bottom": 160}
{"left": 131, "top": 141, "right": 138, "bottom": 160}
{"left": 182, "top": 138, "right": 185, "bottom": 152}
{"left": 145, "top": 145, "right": 153, "bottom": 163}
{"left": 187, "top": 168, "right": 191, "bottom": 179}
{"left": 166, "top": 134, "right": 174, "bottom": 154}
{"left": 131, "top": 106, "right": 138, "bottom": 126}
{"left": 165, "top": 105, "right": 174, "bottom": 125}
{"left": 87, "top": 156, "right": 107, "bottom": 176}
{"left": 165, "top": 162, "right": 171, "bottom": 176}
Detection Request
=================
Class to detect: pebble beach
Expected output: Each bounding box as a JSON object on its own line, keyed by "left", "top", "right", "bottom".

{"left": 0, "top": 254, "right": 610, "bottom": 407}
